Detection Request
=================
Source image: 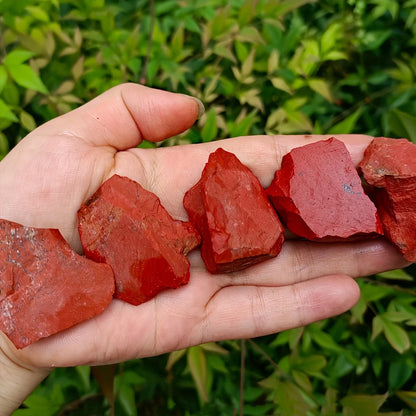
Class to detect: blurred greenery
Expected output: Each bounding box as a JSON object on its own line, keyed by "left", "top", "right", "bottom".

{"left": 1, "top": 0, "right": 416, "bottom": 414}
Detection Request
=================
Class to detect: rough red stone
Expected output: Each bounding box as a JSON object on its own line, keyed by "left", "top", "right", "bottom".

{"left": 78, "top": 174, "right": 200, "bottom": 306}
{"left": 359, "top": 137, "right": 416, "bottom": 262}
{"left": 266, "top": 137, "right": 383, "bottom": 241}
{"left": 0, "top": 220, "right": 114, "bottom": 349}
{"left": 183, "top": 148, "right": 284, "bottom": 274}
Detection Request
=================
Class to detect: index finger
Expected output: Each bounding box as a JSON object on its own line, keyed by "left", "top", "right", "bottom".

{"left": 123, "top": 134, "right": 374, "bottom": 219}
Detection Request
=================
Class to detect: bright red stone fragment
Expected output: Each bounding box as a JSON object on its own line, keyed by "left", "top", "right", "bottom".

{"left": 266, "top": 138, "right": 383, "bottom": 241}
{"left": 78, "top": 175, "right": 200, "bottom": 306}
{"left": 359, "top": 137, "right": 416, "bottom": 262}
{"left": 0, "top": 220, "right": 114, "bottom": 349}
{"left": 183, "top": 148, "right": 284, "bottom": 273}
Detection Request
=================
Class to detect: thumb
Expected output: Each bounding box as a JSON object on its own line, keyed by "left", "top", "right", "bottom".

{"left": 34, "top": 83, "right": 204, "bottom": 150}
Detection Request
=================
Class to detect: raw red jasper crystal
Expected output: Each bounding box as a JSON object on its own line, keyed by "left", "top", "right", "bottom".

{"left": 78, "top": 174, "right": 200, "bottom": 306}
{"left": 266, "top": 137, "right": 383, "bottom": 241}
{"left": 183, "top": 148, "right": 284, "bottom": 274}
{"left": 0, "top": 220, "right": 114, "bottom": 349}
{"left": 359, "top": 137, "right": 416, "bottom": 262}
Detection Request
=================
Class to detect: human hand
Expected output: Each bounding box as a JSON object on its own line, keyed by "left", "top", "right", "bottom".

{"left": 0, "top": 83, "right": 408, "bottom": 414}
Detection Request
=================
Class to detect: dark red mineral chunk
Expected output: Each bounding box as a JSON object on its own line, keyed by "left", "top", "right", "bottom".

{"left": 266, "top": 137, "right": 383, "bottom": 241}
{"left": 183, "top": 148, "right": 284, "bottom": 274}
{"left": 78, "top": 175, "right": 200, "bottom": 306}
{"left": 359, "top": 137, "right": 416, "bottom": 262}
{"left": 0, "top": 220, "right": 114, "bottom": 349}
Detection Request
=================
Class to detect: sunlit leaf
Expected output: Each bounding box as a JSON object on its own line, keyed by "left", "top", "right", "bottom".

{"left": 382, "top": 319, "right": 411, "bottom": 353}
{"left": 3, "top": 50, "right": 36, "bottom": 68}
{"left": 8, "top": 64, "right": 48, "bottom": 93}
{"left": 377, "top": 268, "right": 414, "bottom": 281}
{"left": 308, "top": 78, "right": 334, "bottom": 103}
{"left": 166, "top": 349, "right": 187, "bottom": 371}
{"left": 0, "top": 98, "right": 18, "bottom": 122}
{"left": 271, "top": 76, "right": 293, "bottom": 94}
{"left": 19, "top": 109, "right": 36, "bottom": 131}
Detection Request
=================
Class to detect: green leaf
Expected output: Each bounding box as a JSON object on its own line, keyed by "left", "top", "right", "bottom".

{"left": 187, "top": 346, "right": 210, "bottom": 402}
{"left": 294, "top": 355, "right": 327, "bottom": 375}
{"left": 341, "top": 392, "right": 389, "bottom": 415}
{"left": 271, "top": 76, "right": 293, "bottom": 94}
{"left": 19, "top": 109, "right": 36, "bottom": 131}
{"left": 0, "top": 98, "right": 18, "bottom": 122}
{"left": 396, "top": 390, "right": 416, "bottom": 410}
{"left": 328, "top": 107, "right": 363, "bottom": 134}
{"left": 0, "top": 66, "right": 7, "bottom": 94}
{"left": 320, "top": 22, "right": 342, "bottom": 54}
{"left": 236, "top": 26, "right": 265, "bottom": 44}
{"left": 25, "top": 5, "right": 50, "bottom": 22}
{"left": 241, "top": 48, "right": 255, "bottom": 78}
{"left": 272, "top": 0, "right": 318, "bottom": 19}
{"left": 311, "top": 330, "right": 343, "bottom": 352}
{"left": 376, "top": 268, "right": 414, "bottom": 281}
{"left": 3, "top": 50, "right": 36, "bottom": 68}
{"left": 75, "top": 365, "right": 91, "bottom": 391}
{"left": 267, "top": 49, "right": 280, "bottom": 74}
{"left": 274, "top": 380, "right": 315, "bottom": 415}
{"left": 8, "top": 64, "right": 48, "bottom": 93}
{"left": 371, "top": 315, "right": 385, "bottom": 341}
{"left": 201, "top": 108, "right": 218, "bottom": 142}
{"left": 308, "top": 78, "right": 334, "bottom": 103}
{"left": 382, "top": 319, "right": 411, "bottom": 353}
{"left": 0, "top": 132, "right": 9, "bottom": 159}
{"left": 116, "top": 382, "right": 137, "bottom": 416}
{"left": 171, "top": 24, "right": 184, "bottom": 59}
{"left": 165, "top": 349, "right": 187, "bottom": 371}
{"left": 388, "top": 360, "right": 413, "bottom": 391}
{"left": 388, "top": 109, "right": 416, "bottom": 143}
{"left": 200, "top": 342, "right": 228, "bottom": 355}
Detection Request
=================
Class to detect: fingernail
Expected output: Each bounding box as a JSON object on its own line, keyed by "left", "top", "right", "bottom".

{"left": 193, "top": 97, "right": 205, "bottom": 119}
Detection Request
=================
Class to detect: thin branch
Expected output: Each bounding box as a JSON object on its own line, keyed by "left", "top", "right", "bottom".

{"left": 58, "top": 393, "right": 103, "bottom": 415}
{"left": 140, "top": 0, "right": 155, "bottom": 84}
{"left": 239, "top": 339, "right": 246, "bottom": 416}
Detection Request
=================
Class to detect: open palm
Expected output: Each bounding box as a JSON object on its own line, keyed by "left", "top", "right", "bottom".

{"left": 0, "top": 84, "right": 407, "bottom": 372}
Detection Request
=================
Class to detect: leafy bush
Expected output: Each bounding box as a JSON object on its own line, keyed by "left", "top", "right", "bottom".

{"left": 2, "top": 0, "right": 416, "bottom": 414}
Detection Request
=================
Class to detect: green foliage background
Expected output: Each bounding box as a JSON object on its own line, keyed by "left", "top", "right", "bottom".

{"left": 1, "top": 0, "right": 416, "bottom": 414}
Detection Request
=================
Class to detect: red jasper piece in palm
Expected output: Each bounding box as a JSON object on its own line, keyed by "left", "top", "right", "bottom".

{"left": 78, "top": 175, "right": 201, "bottom": 306}
{"left": 359, "top": 137, "right": 416, "bottom": 262}
{"left": 0, "top": 220, "right": 114, "bottom": 349}
{"left": 266, "top": 137, "right": 383, "bottom": 241}
{"left": 184, "top": 148, "right": 284, "bottom": 274}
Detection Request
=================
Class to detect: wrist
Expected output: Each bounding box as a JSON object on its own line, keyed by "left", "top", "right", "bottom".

{"left": 0, "top": 334, "right": 51, "bottom": 415}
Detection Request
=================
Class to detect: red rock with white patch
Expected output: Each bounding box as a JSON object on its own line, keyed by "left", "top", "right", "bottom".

{"left": 266, "top": 137, "right": 383, "bottom": 241}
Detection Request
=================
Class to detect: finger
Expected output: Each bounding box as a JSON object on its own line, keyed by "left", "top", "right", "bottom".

{"left": 153, "top": 133, "right": 373, "bottom": 187}
{"left": 126, "top": 134, "right": 374, "bottom": 219}
{"left": 30, "top": 83, "right": 202, "bottom": 150}
{"left": 202, "top": 274, "right": 360, "bottom": 341}
{"left": 205, "top": 238, "right": 410, "bottom": 288}
{"left": 17, "top": 273, "right": 358, "bottom": 367}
